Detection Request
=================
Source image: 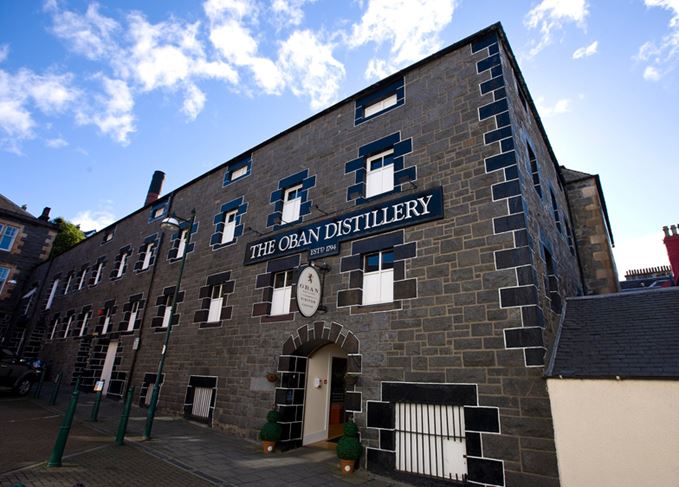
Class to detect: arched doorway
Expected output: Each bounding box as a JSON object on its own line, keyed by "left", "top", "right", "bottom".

{"left": 275, "top": 321, "right": 362, "bottom": 450}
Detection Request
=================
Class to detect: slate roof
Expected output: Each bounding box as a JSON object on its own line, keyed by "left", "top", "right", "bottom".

{"left": 0, "top": 193, "right": 34, "bottom": 218}
{"left": 546, "top": 287, "right": 679, "bottom": 379}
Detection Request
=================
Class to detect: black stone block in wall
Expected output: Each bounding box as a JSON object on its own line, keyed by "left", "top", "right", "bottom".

{"left": 338, "top": 290, "right": 362, "bottom": 307}
{"left": 343, "top": 333, "right": 359, "bottom": 354}
{"left": 500, "top": 285, "right": 538, "bottom": 307}
{"left": 476, "top": 53, "right": 500, "bottom": 73}
{"left": 345, "top": 391, "right": 362, "bottom": 412}
{"left": 290, "top": 422, "right": 302, "bottom": 440}
{"left": 394, "top": 242, "right": 416, "bottom": 260}
{"left": 367, "top": 401, "right": 394, "bottom": 429}
{"left": 464, "top": 406, "right": 500, "bottom": 433}
{"left": 516, "top": 265, "right": 537, "bottom": 286}
{"left": 479, "top": 98, "right": 508, "bottom": 120}
{"left": 380, "top": 430, "right": 395, "bottom": 451}
{"left": 394, "top": 279, "right": 417, "bottom": 300}
{"left": 485, "top": 151, "right": 516, "bottom": 172}
{"left": 495, "top": 246, "right": 532, "bottom": 269}
{"left": 329, "top": 322, "right": 342, "bottom": 342}
{"left": 493, "top": 213, "right": 526, "bottom": 233}
{"left": 496, "top": 111, "right": 510, "bottom": 127}
{"left": 193, "top": 310, "right": 208, "bottom": 323}
{"left": 467, "top": 457, "right": 504, "bottom": 486}
{"left": 278, "top": 405, "right": 296, "bottom": 422}
{"left": 504, "top": 327, "right": 543, "bottom": 348}
{"left": 492, "top": 180, "right": 521, "bottom": 201}
{"left": 341, "top": 255, "right": 361, "bottom": 272}
{"left": 484, "top": 126, "right": 512, "bottom": 144}
{"left": 480, "top": 74, "right": 505, "bottom": 94}
{"left": 524, "top": 347, "right": 545, "bottom": 366}
{"left": 282, "top": 337, "right": 295, "bottom": 355}
{"left": 471, "top": 32, "right": 498, "bottom": 53}
{"left": 382, "top": 382, "right": 477, "bottom": 406}
{"left": 267, "top": 255, "right": 300, "bottom": 273}
{"left": 349, "top": 270, "right": 362, "bottom": 289}
{"left": 508, "top": 196, "right": 524, "bottom": 215}
{"left": 466, "top": 432, "right": 482, "bottom": 457}
{"left": 275, "top": 388, "right": 289, "bottom": 405}
{"left": 347, "top": 355, "right": 361, "bottom": 373}
{"left": 367, "top": 448, "right": 395, "bottom": 476}
{"left": 522, "top": 305, "right": 545, "bottom": 327}
{"left": 352, "top": 231, "right": 403, "bottom": 255}
{"left": 278, "top": 355, "right": 293, "bottom": 372}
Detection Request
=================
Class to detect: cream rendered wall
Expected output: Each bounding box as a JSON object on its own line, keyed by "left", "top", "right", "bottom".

{"left": 548, "top": 379, "right": 679, "bottom": 487}
{"left": 302, "top": 343, "right": 345, "bottom": 444}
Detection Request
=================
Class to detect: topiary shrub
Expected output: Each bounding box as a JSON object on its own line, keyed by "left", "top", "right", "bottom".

{"left": 336, "top": 421, "right": 362, "bottom": 460}
{"left": 259, "top": 410, "right": 282, "bottom": 442}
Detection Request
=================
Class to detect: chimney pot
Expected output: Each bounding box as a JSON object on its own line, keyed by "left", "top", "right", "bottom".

{"left": 39, "top": 207, "right": 51, "bottom": 221}
{"left": 145, "top": 170, "right": 165, "bottom": 206}
{"left": 672, "top": 225, "right": 678, "bottom": 237}
{"left": 663, "top": 226, "right": 670, "bottom": 238}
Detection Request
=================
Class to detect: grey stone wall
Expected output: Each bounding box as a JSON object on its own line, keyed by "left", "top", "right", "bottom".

{"left": 21, "top": 25, "right": 601, "bottom": 487}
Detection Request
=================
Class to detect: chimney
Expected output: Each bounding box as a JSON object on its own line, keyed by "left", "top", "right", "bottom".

{"left": 38, "top": 207, "right": 51, "bottom": 221}
{"left": 662, "top": 225, "right": 679, "bottom": 285}
{"left": 145, "top": 170, "right": 165, "bottom": 206}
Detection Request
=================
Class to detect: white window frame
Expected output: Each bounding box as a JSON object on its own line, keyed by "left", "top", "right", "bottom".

{"left": 79, "top": 311, "right": 91, "bottom": 337}
{"left": 207, "top": 284, "right": 223, "bottom": 323}
{"left": 152, "top": 207, "right": 164, "bottom": 219}
{"left": 366, "top": 149, "right": 395, "bottom": 198}
{"left": 271, "top": 270, "right": 293, "bottom": 316}
{"left": 21, "top": 287, "right": 36, "bottom": 316}
{"left": 116, "top": 253, "right": 127, "bottom": 278}
{"left": 63, "top": 315, "right": 74, "bottom": 338}
{"left": 281, "top": 184, "right": 303, "bottom": 224}
{"left": 362, "top": 250, "right": 394, "bottom": 305}
{"left": 0, "top": 223, "right": 19, "bottom": 252}
{"left": 221, "top": 210, "right": 238, "bottom": 244}
{"left": 50, "top": 317, "right": 59, "bottom": 340}
{"left": 78, "top": 268, "right": 87, "bottom": 290}
{"left": 103, "top": 231, "right": 113, "bottom": 242}
{"left": 230, "top": 165, "right": 248, "bottom": 181}
{"left": 364, "top": 93, "right": 398, "bottom": 118}
{"left": 46, "top": 278, "right": 59, "bottom": 310}
{"left": 127, "top": 301, "right": 139, "bottom": 331}
{"left": 102, "top": 308, "right": 112, "bottom": 334}
{"left": 93, "top": 262, "right": 103, "bottom": 285}
{"left": 141, "top": 242, "right": 154, "bottom": 270}
{"left": 176, "top": 229, "right": 188, "bottom": 259}
{"left": 0, "top": 266, "right": 9, "bottom": 295}
{"left": 63, "top": 273, "right": 72, "bottom": 295}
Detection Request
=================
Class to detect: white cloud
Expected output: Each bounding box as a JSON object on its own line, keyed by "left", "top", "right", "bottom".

{"left": 572, "top": 40, "right": 598, "bottom": 59}
{"left": 0, "top": 45, "right": 8, "bottom": 63}
{"left": 613, "top": 231, "right": 670, "bottom": 277}
{"left": 0, "top": 67, "right": 78, "bottom": 153}
{"left": 644, "top": 65, "right": 661, "bottom": 81}
{"left": 278, "top": 30, "right": 345, "bottom": 110}
{"left": 45, "top": 137, "right": 68, "bottom": 148}
{"left": 637, "top": 0, "right": 679, "bottom": 81}
{"left": 524, "top": 0, "right": 589, "bottom": 58}
{"left": 535, "top": 96, "right": 571, "bottom": 117}
{"left": 271, "top": 0, "right": 313, "bottom": 27}
{"left": 182, "top": 83, "right": 206, "bottom": 120}
{"left": 49, "top": 3, "right": 119, "bottom": 60}
{"left": 77, "top": 76, "right": 135, "bottom": 144}
{"left": 203, "top": 0, "right": 254, "bottom": 21}
{"left": 348, "top": 0, "right": 456, "bottom": 80}
{"left": 71, "top": 209, "right": 116, "bottom": 232}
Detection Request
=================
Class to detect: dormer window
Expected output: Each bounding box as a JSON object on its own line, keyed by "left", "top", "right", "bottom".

{"left": 231, "top": 166, "right": 247, "bottom": 181}
{"left": 364, "top": 93, "right": 398, "bottom": 118}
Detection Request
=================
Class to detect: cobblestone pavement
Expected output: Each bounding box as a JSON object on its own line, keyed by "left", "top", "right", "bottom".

{"left": 0, "top": 386, "right": 404, "bottom": 487}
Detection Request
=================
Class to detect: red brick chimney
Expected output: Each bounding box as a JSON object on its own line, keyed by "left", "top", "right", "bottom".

{"left": 662, "top": 225, "right": 679, "bottom": 286}
{"left": 145, "top": 170, "right": 165, "bottom": 206}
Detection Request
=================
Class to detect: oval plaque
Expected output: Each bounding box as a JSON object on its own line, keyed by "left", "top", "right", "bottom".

{"left": 296, "top": 266, "right": 322, "bottom": 318}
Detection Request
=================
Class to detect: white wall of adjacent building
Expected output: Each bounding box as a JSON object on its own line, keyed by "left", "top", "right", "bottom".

{"left": 548, "top": 378, "right": 679, "bottom": 487}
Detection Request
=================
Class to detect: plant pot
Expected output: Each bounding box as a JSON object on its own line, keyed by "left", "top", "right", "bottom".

{"left": 266, "top": 373, "right": 279, "bottom": 383}
{"left": 340, "top": 459, "right": 356, "bottom": 475}
{"left": 262, "top": 440, "right": 276, "bottom": 454}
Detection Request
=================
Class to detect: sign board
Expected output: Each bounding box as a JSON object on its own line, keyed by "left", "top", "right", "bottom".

{"left": 94, "top": 380, "right": 105, "bottom": 392}
{"left": 244, "top": 186, "right": 444, "bottom": 265}
{"left": 296, "top": 266, "right": 322, "bottom": 317}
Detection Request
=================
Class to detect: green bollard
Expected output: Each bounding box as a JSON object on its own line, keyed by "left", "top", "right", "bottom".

{"left": 33, "top": 367, "right": 46, "bottom": 399}
{"left": 47, "top": 378, "right": 80, "bottom": 467}
{"left": 48, "top": 372, "right": 63, "bottom": 406}
{"left": 89, "top": 381, "right": 104, "bottom": 422}
{"left": 115, "top": 386, "right": 135, "bottom": 446}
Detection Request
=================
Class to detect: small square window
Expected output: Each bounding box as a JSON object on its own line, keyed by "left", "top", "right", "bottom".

{"left": 271, "top": 270, "right": 293, "bottom": 315}
{"left": 366, "top": 149, "right": 395, "bottom": 198}
{"left": 363, "top": 250, "right": 394, "bottom": 305}
{"left": 221, "top": 211, "right": 238, "bottom": 244}
{"left": 364, "top": 93, "right": 398, "bottom": 118}
{"left": 0, "top": 224, "right": 19, "bottom": 251}
{"left": 282, "top": 185, "right": 303, "bottom": 224}
{"left": 153, "top": 207, "right": 164, "bottom": 219}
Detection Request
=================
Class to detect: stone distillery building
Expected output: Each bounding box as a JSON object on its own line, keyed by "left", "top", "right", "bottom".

{"left": 15, "top": 23, "right": 618, "bottom": 487}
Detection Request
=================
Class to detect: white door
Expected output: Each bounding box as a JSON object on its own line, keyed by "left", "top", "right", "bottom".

{"left": 100, "top": 340, "right": 118, "bottom": 395}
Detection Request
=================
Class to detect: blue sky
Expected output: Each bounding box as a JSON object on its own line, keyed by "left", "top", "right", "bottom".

{"left": 1, "top": 0, "right": 678, "bottom": 275}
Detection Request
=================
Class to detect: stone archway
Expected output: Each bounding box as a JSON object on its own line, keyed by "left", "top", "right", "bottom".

{"left": 275, "top": 321, "right": 362, "bottom": 450}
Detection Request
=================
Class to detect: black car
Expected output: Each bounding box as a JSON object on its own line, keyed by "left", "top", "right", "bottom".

{"left": 0, "top": 347, "right": 42, "bottom": 395}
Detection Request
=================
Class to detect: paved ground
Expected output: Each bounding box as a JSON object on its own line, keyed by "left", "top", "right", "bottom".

{"left": 0, "top": 385, "right": 403, "bottom": 487}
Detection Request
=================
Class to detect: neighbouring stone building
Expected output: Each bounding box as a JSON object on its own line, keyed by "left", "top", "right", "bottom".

{"left": 0, "top": 194, "right": 57, "bottom": 351}
{"left": 14, "top": 23, "right": 618, "bottom": 487}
